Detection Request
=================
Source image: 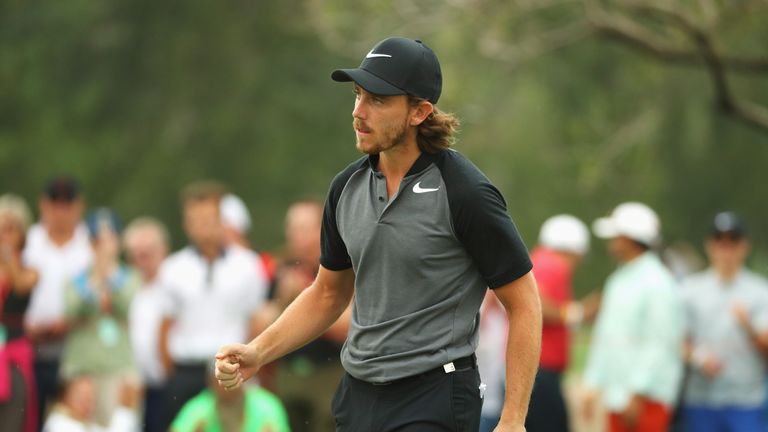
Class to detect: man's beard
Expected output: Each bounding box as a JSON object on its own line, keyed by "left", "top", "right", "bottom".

{"left": 353, "top": 116, "right": 409, "bottom": 155}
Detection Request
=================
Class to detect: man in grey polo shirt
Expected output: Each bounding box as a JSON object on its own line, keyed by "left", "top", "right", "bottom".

{"left": 215, "top": 37, "right": 542, "bottom": 432}
{"left": 680, "top": 212, "right": 768, "bottom": 431}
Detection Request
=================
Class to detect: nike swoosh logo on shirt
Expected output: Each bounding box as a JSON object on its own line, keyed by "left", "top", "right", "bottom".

{"left": 366, "top": 50, "right": 392, "bottom": 58}
{"left": 413, "top": 182, "right": 440, "bottom": 194}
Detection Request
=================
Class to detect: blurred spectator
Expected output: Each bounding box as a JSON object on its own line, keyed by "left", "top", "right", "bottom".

{"left": 61, "top": 208, "right": 140, "bottom": 426}
{"left": 220, "top": 194, "right": 252, "bottom": 249}
{"left": 479, "top": 215, "right": 595, "bottom": 432}
{"left": 252, "top": 199, "right": 349, "bottom": 432}
{"left": 42, "top": 375, "right": 140, "bottom": 432}
{"left": 583, "top": 202, "right": 684, "bottom": 432}
{"left": 662, "top": 242, "right": 706, "bottom": 281}
{"left": 476, "top": 291, "right": 507, "bottom": 432}
{"left": 0, "top": 194, "right": 39, "bottom": 432}
{"left": 220, "top": 193, "right": 276, "bottom": 286}
{"left": 123, "top": 218, "right": 170, "bottom": 432}
{"left": 158, "top": 181, "right": 269, "bottom": 430}
{"left": 170, "top": 365, "right": 289, "bottom": 432}
{"left": 526, "top": 214, "right": 599, "bottom": 432}
{"left": 679, "top": 212, "right": 768, "bottom": 431}
{"left": 23, "top": 176, "right": 93, "bottom": 425}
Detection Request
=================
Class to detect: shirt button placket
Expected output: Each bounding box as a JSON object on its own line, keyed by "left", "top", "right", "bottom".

{"left": 375, "top": 173, "right": 387, "bottom": 216}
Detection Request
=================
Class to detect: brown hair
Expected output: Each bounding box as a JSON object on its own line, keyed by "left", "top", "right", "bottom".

{"left": 180, "top": 180, "right": 228, "bottom": 205}
{"left": 409, "top": 97, "right": 460, "bottom": 153}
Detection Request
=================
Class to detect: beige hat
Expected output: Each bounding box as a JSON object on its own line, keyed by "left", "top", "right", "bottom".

{"left": 220, "top": 194, "right": 251, "bottom": 234}
{"left": 539, "top": 214, "right": 590, "bottom": 255}
{"left": 593, "top": 202, "right": 660, "bottom": 245}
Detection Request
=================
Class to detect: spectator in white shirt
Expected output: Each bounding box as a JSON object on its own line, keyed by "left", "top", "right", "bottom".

{"left": 123, "top": 218, "right": 170, "bottom": 432}
{"left": 220, "top": 193, "right": 277, "bottom": 289}
{"left": 23, "top": 176, "right": 92, "bottom": 426}
{"left": 157, "top": 181, "right": 269, "bottom": 430}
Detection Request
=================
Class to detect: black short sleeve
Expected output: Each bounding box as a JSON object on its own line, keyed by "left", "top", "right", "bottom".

{"left": 438, "top": 152, "right": 532, "bottom": 288}
{"left": 320, "top": 159, "right": 367, "bottom": 271}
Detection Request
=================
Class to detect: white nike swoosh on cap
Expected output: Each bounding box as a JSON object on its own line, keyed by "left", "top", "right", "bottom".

{"left": 413, "top": 182, "right": 440, "bottom": 194}
{"left": 366, "top": 49, "right": 392, "bottom": 58}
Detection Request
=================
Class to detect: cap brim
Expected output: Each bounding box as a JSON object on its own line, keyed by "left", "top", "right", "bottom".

{"left": 711, "top": 228, "right": 746, "bottom": 238}
{"left": 331, "top": 68, "right": 406, "bottom": 96}
{"left": 592, "top": 217, "right": 619, "bottom": 239}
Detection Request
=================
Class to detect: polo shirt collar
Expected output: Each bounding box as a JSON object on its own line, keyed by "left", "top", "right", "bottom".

{"left": 366, "top": 150, "right": 441, "bottom": 177}
{"left": 709, "top": 267, "right": 747, "bottom": 288}
{"left": 190, "top": 244, "right": 228, "bottom": 260}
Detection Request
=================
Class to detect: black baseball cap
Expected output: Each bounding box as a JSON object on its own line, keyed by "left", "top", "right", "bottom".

{"left": 331, "top": 37, "right": 442, "bottom": 104}
{"left": 44, "top": 176, "right": 81, "bottom": 202}
{"left": 711, "top": 211, "right": 747, "bottom": 238}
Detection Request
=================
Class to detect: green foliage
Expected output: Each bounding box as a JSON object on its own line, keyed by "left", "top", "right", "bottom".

{"left": 1, "top": 0, "right": 767, "bottom": 293}
{"left": 0, "top": 0, "right": 357, "bottom": 247}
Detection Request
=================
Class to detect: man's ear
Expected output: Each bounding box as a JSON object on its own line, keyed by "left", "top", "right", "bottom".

{"left": 410, "top": 100, "right": 434, "bottom": 126}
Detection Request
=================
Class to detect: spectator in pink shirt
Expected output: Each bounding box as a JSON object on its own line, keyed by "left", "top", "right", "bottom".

{"left": 526, "top": 214, "right": 598, "bottom": 432}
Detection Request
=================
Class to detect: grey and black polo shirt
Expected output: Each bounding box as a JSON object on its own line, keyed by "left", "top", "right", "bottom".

{"left": 321, "top": 149, "right": 532, "bottom": 383}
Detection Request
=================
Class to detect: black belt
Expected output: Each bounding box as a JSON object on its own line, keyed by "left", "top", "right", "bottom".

{"left": 372, "top": 353, "right": 477, "bottom": 386}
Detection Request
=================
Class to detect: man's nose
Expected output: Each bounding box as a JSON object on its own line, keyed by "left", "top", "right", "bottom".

{"left": 352, "top": 98, "right": 366, "bottom": 119}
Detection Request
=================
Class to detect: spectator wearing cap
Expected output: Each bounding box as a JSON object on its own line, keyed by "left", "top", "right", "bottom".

{"left": 60, "top": 208, "right": 140, "bottom": 426}
{"left": 157, "top": 181, "right": 269, "bottom": 430}
{"left": 220, "top": 194, "right": 252, "bottom": 249}
{"left": 220, "top": 193, "right": 277, "bottom": 286}
{"left": 678, "top": 212, "right": 768, "bottom": 432}
{"left": 524, "top": 215, "right": 599, "bottom": 432}
{"left": 0, "top": 194, "right": 40, "bottom": 432}
{"left": 582, "top": 202, "right": 684, "bottom": 432}
{"left": 23, "top": 176, "right": 93, "bottom": 425}
{"left": 123, "top": 217, "right": 171, "bottom": 432}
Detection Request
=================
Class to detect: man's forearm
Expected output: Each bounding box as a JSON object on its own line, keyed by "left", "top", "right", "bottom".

{"left": 492, "top": 272, "right": 542, "bottom": 429}
{"left": 249, "top": 271, "right": 354, "bottom": 366}
{"left": 499, "top": 303, "right": 542, "bottom": 426}
{"left": 159, "top": 319, "right": 175, "bottom": 375}
{"left": 494, "top": 272, "right": 542, "bottom": 432}
{"left": 6, "top": 262, "right": 37, "bottom": 294}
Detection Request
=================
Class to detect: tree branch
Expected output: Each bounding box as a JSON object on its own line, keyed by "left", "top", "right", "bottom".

{"left": 585, "top": 2, "right": 768, "bottom": 73}
{"left": 588, "top": 0, "right": 768, "bottom": 130}
{"left": 478, "top": 20, "right": 592, "bottom": 66}
{"left": 690, "top": 26, "right": 768, "bottom": 130}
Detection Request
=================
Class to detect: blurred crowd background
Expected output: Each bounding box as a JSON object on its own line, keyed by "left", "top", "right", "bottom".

{"left": 2, "top": 1, "right": 768, "bottom": 431}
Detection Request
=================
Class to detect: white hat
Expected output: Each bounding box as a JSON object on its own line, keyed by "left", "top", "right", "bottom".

{"left": 592, "top": 202, "right": 659, "bottom": 245}
{"left": 539, "top": 214, "right": 590, "bottom": 255}
{"left": 220, "top": 194, "right": 251, "bottom": 234}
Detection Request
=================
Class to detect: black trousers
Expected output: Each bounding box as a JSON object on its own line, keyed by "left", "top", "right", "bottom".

{"left": 142, "top": 384, "right": 166, "bottom": 432}
{"left": 525, "top": 368, "right": 569, "bottom": 432}
{"left": 332, "top": 365, "right": 482, "bottom": 432}
{"left": 34, "top": 358, "right": 60, "bottom": 431}
{"left": 159, "top": 363, "right": 208, "bottom": 431}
